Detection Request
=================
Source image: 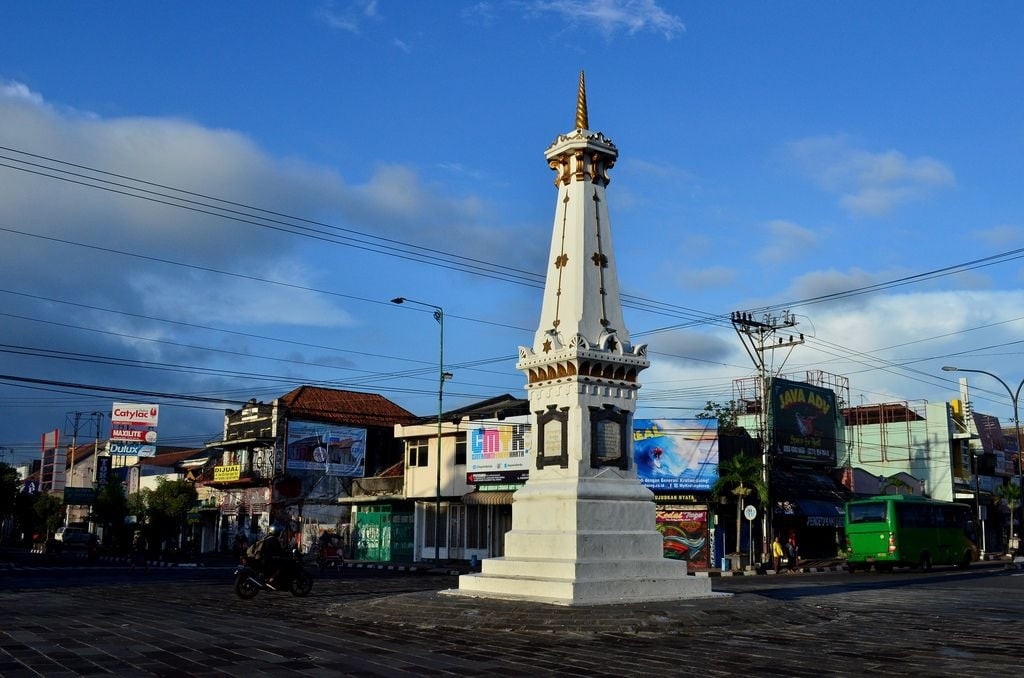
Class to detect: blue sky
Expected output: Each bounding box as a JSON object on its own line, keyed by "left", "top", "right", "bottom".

{"left": 2, "top": 1, "right": 1024, "bottom": 465}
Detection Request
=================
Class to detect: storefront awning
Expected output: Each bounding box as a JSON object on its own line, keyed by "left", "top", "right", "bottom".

{"left": 797, "top": 499, "right": 845, "bottom": 528}
{"left": 462, "top": 490, "right": 515, "bottom": 505}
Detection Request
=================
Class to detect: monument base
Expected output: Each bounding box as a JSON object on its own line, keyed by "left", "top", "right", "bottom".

{"left": 450, "top": 476, "right": 719, "bottom": 606}
{"left": 451, "top": 557, "right": 716, "bottom": 606}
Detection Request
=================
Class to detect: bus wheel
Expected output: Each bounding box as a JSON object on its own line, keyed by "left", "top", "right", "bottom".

{"left": 918, "top": 553, "right": 932, "bottom": 572}
{"left": 956, "top": 552, "right": 971, "bottom": 570}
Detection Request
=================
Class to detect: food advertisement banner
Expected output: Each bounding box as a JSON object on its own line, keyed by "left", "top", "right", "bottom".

{"left": 656, "top": 507, "right": 709, "bottom": 567}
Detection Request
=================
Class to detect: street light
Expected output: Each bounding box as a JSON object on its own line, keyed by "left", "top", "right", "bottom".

{"left": 392, "top": 297, "right": 451, "bottom": 561}
{"left": 943, "top": 366, "right": 1024, "bottom": 552}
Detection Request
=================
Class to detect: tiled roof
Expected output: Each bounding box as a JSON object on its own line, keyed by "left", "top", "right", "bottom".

{"left": 138, "top": 447, "right": 207, "bottom": 467}
{"left": 277, "top": 386, "right": 417, "bottom": 428}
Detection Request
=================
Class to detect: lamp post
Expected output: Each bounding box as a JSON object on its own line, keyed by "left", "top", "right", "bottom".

{"left": 392, "top": 297, "right": 450, "bottom": 561}
{"left": 942, "top": 366, "right": 1024, "bottom": 553}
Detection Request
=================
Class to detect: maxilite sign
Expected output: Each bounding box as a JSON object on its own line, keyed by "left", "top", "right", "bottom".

{"left": 111, "top": 427, "right": 158, "bottom": 443}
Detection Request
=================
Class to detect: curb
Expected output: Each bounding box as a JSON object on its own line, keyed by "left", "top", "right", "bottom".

{"left": 331, "top": 561, "right": 466, "bottom": 576}
{"left": 692, "top": 564, "right": 848, "bottom": 577}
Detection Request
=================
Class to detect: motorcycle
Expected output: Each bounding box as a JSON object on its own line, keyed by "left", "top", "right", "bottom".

{"left": 234, "top": 548, "right": 313, "bottom": 599}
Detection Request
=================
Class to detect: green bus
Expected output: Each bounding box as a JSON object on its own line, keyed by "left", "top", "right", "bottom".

{"left": 845, "top": 495, "right": 978, "bottom": 572}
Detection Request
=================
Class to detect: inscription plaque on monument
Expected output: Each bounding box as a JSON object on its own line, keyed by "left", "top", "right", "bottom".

{"left": 537, "top": 405, "right": 569, "bottom": 468}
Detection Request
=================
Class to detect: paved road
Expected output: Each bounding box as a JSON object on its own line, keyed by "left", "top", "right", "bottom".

{"left": 1, "top": 562, "right": 1021, "bottom": 676}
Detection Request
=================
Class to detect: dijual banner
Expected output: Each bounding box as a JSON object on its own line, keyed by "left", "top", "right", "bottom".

{"left": 632, "top": 419, "right": 718, "bottom": 491}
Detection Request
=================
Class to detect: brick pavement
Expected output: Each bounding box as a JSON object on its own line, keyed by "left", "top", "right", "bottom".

{"left": 2, "top": 559, "right": 1022, "bottom": 676}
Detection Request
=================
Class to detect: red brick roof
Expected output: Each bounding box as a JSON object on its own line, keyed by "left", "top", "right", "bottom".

{"left": 277, "top": 386, "right": 417, "bottom": 429}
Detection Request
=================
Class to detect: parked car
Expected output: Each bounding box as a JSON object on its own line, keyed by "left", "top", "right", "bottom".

{"left": 55, "top": 526, "right": 93, "bottom": 545}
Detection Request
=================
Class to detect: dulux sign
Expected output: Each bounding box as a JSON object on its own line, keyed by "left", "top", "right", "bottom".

{"left": 107, "top": 442, "right": 157, "bottom": 457}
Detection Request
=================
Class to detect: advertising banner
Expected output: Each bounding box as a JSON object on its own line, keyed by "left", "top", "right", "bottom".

{"left": 107, "top": 442, "right": 156, "bottom": 457}
{"left": 632, "top": 419, "right": 718, "bottom": 491}
{"left": 214, "top": 465, "right": 241, "bottom": 482}
{"left": 466, "top": 418, "right": 531, "bottom": 485}
{"left": 656, "top": 506, "right": 709, "bottom": 567}
{"left": 769, "top": 379, "right": 838, "bottom": 465}
{"left": 286, "top": 420, "right": 366, "bottom": 477}
{"left": 111, "top": 402, "right": 160, "bottom": 427}
{"left": 96, "top": 455, "right": 111, "bottom": 486}
{"left": 110, "top": 402, "right": 159, "bottom": 452}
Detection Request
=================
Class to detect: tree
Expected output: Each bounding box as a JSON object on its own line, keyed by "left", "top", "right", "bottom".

{"left": 145, "top": 478, "right": 197, "bottom": 552}
{"left": 996, "top": 481, "right": 1022, "bottom": 553}
{"left": 93, "top": 478, "right": 130, "bottom": 550}
{"left": 697, "top": 400, "right": 740, "bottom": 433}
{"left": 711, "top": 454, "right": 767, "bottom": 555}
{"left": 33, "top": 492, "right": 64, "bottom": 541}
{"left": 0, "top": 462, "right": 18, "bottom": 518}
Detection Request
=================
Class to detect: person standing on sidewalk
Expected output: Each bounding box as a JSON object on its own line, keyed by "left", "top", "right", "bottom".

{"left": 786, "top": 535, "right": 799, "bottom": 573}
{"left": 772, "top": 536, "right": 784, "bottom": 573}
{"left": 130, "top": 530, "right": 148, "bottom": 573}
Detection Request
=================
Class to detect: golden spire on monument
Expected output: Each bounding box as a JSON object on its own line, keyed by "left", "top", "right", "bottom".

{"left": 575, "top": 70, "right": 588, "bottom": 130}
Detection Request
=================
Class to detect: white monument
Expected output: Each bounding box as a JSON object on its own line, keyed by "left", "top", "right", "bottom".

{"left": 454, "top": 73, "right": 715, "bottom": 605}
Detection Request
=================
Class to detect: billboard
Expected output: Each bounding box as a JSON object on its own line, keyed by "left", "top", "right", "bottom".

{"left": 769, "top": 378, "right": 838, "bottom": 465}
{"left": 286, "top": 420, "right": 367, "bottom": 477}
{"left": 111, "top": 402, "right": 159, "bottom": 428}
{"left": 40, "top": 429, "right": 66, "bottom": 493}
{"left": 656, "top": 506, "right": 709, "bottom": 567}
{"left": 466, "top": 418, "right": 531, "bottom": 485}
{"left": 632, "top": 419, "right": 718, "bottom": 491}
{"left": 110, "top": 402, "right": 159, "bottom": 454}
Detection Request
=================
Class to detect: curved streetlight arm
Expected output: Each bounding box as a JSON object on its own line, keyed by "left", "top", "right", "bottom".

{"left": 943, "top": 366, "right": 1024, "bottom": 538}
{"left": 943, "top": 366, "right": 1024, "bottom": 425}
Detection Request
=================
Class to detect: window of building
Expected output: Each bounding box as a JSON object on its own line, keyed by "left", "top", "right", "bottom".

{"left": 455, "top": 433, "right": 467, "bottom": 466}
{"left": 408, "top": 438, "right": 430, "bottom": 467}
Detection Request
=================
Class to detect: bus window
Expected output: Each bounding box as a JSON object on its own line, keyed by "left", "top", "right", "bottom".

{"left": 848, "top": 503, "right": 887, "bottom": 524}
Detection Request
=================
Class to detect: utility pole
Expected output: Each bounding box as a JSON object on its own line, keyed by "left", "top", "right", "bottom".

{"left": 731, "top": 310, "right": 804, "bottom": 562}
{"left": 63, "top": 411, "right": 105, "bottom": 526}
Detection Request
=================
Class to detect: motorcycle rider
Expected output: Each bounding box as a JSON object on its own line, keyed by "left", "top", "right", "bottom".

{"left": 247, "top": 524, "right": 287, "bottom": 587}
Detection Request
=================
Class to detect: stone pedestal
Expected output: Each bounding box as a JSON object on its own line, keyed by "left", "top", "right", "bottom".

{"left": 452, "top": 475, "right": 715, "bottom": 606}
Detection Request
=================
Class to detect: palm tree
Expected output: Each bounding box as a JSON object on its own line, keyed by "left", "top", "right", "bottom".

{"left": 712, "top": 454, "right": 767, "bottom": 555}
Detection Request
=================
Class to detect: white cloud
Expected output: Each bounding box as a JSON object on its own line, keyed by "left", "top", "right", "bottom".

{"left": 1, "top": 81, "right": 44, "bottom": 105}
{"left": 677, "top": 265, "right": 735, "bottom": 290}
{"left": 788, "top": 135, "right": 955, "bottom": 217}
{"left": 529, "top": 0, "right": 684, "bottom": 39}
{"left": 0, "top": 79, "right": 528, "bottom": 387}
{"left": 976, "top": 223, "right": 1024, "bottom": 248}
{"left": 757, "top": 219, "right": 819, "bottom": 264}
{"left": 316, "top": 0, "right": 380, "bottom": 34}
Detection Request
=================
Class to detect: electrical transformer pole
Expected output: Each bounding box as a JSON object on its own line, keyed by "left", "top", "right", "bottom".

{"left": 731, "top": 310, "right": 804, "bottom": 563}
